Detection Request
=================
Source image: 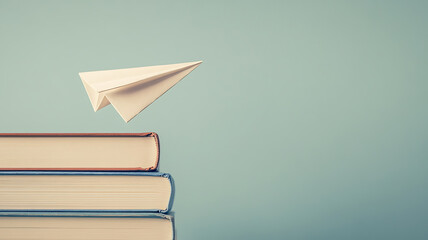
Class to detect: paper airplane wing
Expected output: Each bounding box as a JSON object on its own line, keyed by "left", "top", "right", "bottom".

{"left": 79, "top": 61, "right": 202, "bottom": 122}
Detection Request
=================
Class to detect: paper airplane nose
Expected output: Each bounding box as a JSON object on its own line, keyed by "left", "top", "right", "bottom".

{"left": 79, "top": 61, "right": 202, "bottom": 122}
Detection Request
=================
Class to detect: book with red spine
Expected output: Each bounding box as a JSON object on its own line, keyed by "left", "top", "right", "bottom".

{"left": 0, "top": 133, "right": 160, "bottom": 171}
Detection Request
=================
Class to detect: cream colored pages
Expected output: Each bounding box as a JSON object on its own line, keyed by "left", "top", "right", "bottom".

{"left": 0, "top": 175, "right": 171, "bottom": 210}
{"left": 80, "top": 61, "right": 202, "bottom": 122}
{"left": 0, "top": 137, "right": 158, "bottom": 170}
{"left": 0, "top": 217, "right": 173, "bottom": 240}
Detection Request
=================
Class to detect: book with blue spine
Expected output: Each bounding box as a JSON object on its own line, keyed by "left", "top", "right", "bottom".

{"left": 0, "top": 211, "right": 175, "bottom": 240}
{"left": 0, "top": 171, "right": 174, "bottom": 214}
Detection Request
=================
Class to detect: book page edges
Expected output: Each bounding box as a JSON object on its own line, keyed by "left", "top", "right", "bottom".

{"left": 0, "top": 172, "right": 173, "bottom": 213}
{"left": 0, "top": 133, "right": 159, "bottom": 171}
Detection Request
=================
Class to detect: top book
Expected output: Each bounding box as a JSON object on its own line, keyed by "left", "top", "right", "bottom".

{"left": 0, "top": 133, "right": 159, "bottom": 171}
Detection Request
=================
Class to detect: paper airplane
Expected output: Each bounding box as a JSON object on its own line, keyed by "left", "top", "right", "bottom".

{"left": 79, "top": 61, "right": 202, "bottom": 122}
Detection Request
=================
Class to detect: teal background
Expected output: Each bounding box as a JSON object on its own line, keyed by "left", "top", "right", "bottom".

{"left": 0, "top": 1, "right": 427, "bottom": 239}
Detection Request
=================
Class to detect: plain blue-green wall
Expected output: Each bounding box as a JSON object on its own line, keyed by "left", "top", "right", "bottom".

{"left": 0, "top": 1, "right": 427, "bottom": 239}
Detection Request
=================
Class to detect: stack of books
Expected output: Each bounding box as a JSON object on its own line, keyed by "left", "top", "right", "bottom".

{"left": 0, "top": 133, "right": 175, "bottom": 240}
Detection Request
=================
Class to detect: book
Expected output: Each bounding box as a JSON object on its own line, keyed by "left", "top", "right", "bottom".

{"left": 0, "top": 133, "right": 159, "bottom": 171}
{"left": 0, "top": 212, "right": 175, "bottom": 240}
{"left": 0, "top": 171, "right": 174, "bottom": 213}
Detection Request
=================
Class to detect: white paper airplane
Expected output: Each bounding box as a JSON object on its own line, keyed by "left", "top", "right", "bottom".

{"left": 79, "top": 61, "right": 202, "bottom": 122}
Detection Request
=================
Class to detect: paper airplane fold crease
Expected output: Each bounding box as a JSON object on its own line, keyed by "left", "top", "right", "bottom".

{"left": 79, "top": 61, "right": 202, "bottom": 122}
